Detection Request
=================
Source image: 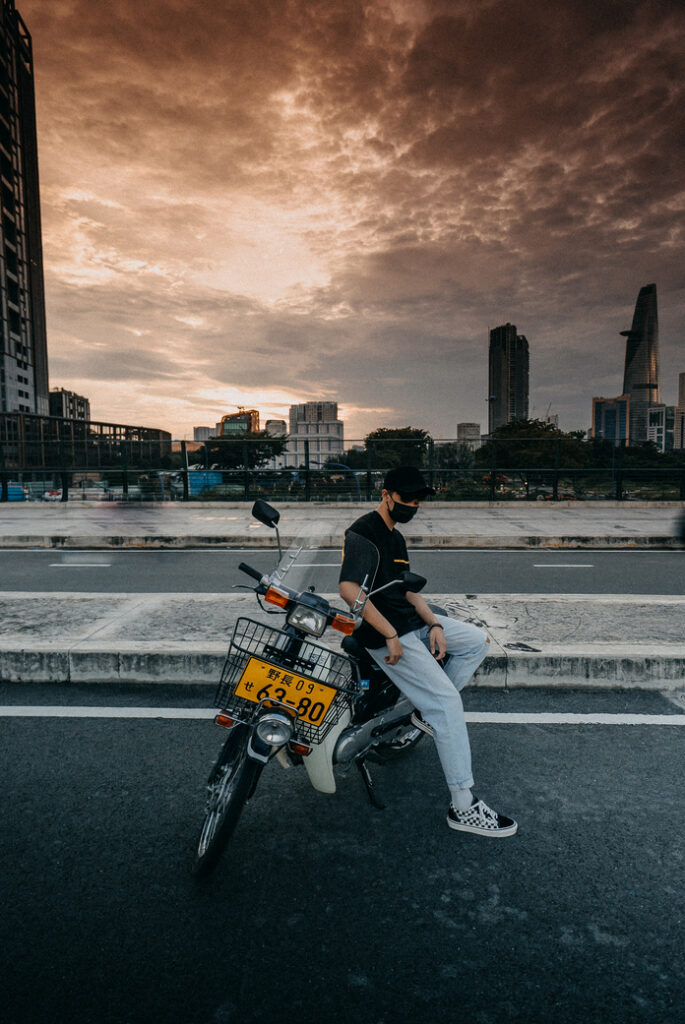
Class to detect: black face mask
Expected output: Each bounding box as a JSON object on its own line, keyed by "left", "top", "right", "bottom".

{"left": 387, "top": 499, "right": 419, "bottom": 523}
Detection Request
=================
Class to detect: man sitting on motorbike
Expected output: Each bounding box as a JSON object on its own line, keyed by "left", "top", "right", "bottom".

{"left": 339, "top": 465, "right": 518, "bottom": 838}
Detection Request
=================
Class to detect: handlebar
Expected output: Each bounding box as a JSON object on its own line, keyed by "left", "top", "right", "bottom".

{"left": 238, "top": 562, "right": 264, "bottom": 583}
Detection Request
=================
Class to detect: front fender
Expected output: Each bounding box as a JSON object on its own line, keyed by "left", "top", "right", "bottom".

{"left": 303, "top": 709, "right": 352, "bottom": 794}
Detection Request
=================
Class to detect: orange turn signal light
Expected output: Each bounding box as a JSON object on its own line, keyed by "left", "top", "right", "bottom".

{"left": 265, "top": 586, "right": 290, "bottom": 609}
{"left": 289, "top": 741, "right": 312, "bottom": 757}
{"left": 215, "top": 713, "right": 236, "bottom": 729}
{"left": 331, "top": 613, "right": 356, "bottom": 635}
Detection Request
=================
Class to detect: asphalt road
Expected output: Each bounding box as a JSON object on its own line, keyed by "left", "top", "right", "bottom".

{"left": 2, "top": 548, "right": 685, "bottom": 594}
{"left": 1, "top": 684, "right": 684, "bottom": 1024}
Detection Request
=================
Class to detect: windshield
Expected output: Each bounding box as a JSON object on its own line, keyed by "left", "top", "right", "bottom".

{"left": 266, "top": 528, "right": 380, "bottom": 614}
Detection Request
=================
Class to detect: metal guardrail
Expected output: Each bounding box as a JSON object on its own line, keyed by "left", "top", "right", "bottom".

{"left": 1, "top": 437, "right": 684, "bottom": 502}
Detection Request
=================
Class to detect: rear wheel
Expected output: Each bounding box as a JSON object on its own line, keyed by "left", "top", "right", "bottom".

{"left": 192, "top": 727, "right": 260, "bottom": 877}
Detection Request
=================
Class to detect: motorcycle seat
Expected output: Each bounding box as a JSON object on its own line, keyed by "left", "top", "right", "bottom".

{"left": 341, "top": 634, "right": 366, "bottom": 660}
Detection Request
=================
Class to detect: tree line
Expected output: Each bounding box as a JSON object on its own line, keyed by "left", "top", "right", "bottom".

{"left": 190, "top": 421, "right": 684, "bottom": 472}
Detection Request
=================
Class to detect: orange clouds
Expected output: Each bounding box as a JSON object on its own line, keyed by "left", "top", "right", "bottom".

{"left": 17, "top": 0, "right": 685, "bottom": 437}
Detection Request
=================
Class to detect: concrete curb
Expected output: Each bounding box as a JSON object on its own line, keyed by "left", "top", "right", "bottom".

{"left": 0, "top": 534, "right": 681, "bottom": 549}
{"left": 1, "top": 592, "right": 683, "bottom": 690}
{"left": 1, "top": 643, "right": 683, "bottom": 690}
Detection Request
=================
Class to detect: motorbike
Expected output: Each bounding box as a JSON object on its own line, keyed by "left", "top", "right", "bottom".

{"left": 192, "top": 499, "right": 444, "bottom": 877}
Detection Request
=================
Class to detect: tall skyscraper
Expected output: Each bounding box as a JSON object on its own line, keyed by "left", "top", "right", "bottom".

{"left": 0, "top": 0, "right": 48, "bottom": 416}
{"left": 675, "top": 372, "right": 685, "bottom": 450}
{"left": 488, "top": 324, "right": 529, "bottom": 433}
{"left": 620, "top": 283, "right": 660, "bottom": 444}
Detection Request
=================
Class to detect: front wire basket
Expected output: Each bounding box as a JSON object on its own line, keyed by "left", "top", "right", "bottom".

{"left": 215, "top": 617, "right": 359, "bottom": 745}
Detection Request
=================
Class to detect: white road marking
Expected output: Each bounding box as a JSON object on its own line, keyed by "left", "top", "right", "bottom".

{"left": 289, "top": 563, "right": 340, "bottom": 568}
{"left": 465, "top": 712, "right": 685, "bottom": 725}
{"left": 533, "top": 564, "right": 594, "bottom": 568}
{"left": 0, "top": 707, "right": 683, "bottom": 725}
{"left": 49, "top": 564, "right": 112, "bottom": 568}
{"left": 0, "top": 706, "right": 216, "bottom": 719}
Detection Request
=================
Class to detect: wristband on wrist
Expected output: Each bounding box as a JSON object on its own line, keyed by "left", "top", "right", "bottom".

{"left": 429, "top": 623, "right": 444, "bottom": 631}
{"left": 386, "top": 632, "right": 399, "bottom": 640}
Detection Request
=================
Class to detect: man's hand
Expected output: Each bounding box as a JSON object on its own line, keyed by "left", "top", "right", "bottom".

{"left": 429, "top": 624, "right": 447, "bottom": 660}
{"left": 384, "top": 635, "right": 403, "bottom": 665}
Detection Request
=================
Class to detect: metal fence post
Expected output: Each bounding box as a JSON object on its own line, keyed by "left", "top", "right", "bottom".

{"left": 243, "top": 439, "right": 250, "bottom": 500}
{"left": 489, "top": 440, "right": 497, "bottom": 501}
{"left": 365, "top": 448, "right": 372, "bottom": 501}
{"left": 428, "top": 437, "right": 435, "bottom": 494}
{"left": 59, "top": 438, "right": 69, "bottom": 502}
{"left": 615, "top": 442, "right": 624, "bottom": 501}
{"left": 553, "top": 439, "right": 560, "bottom": 501}
{"left": 121, "top": 442, "right": 129, "bottom": 499}
{"left": 0, "top": 442, "right": 7, "bottom": 502}
{"left": 180, "top": 440, "right": 189, "bottom": 501}
{"left": 304, "top": 440, "right": 311, "bottom": 501}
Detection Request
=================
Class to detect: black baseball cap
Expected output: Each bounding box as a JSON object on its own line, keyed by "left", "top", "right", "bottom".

{"left": 383, "top": 466, "right": 436, "bottom": 499}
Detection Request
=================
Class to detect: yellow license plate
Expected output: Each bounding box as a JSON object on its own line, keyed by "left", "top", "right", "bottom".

{"left": 234, "top": 656, "right": 338, "bottom": 727}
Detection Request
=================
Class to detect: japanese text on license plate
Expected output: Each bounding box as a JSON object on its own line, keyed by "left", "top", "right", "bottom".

{"left": 234, "top": 657, "right": 337, "bottom": 726}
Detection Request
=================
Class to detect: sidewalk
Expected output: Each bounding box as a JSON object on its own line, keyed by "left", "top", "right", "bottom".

{"left": 1, "top": 590, "right": 683, "bottom": 690}
{"left": 1, "top": 502, "right": 683, "bottom": 690}
{"left": 0, "top": 500, "right": 683, "bottom": 548}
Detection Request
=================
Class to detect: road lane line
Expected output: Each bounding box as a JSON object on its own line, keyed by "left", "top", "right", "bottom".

{"left": 288, "top": 563, "right": 341, "bottom": 567}
{"left": 49, "top": 564, "right": 112, "bottom": 568}
{"left": 533, "top": 564, "right": 594, "bottom": 568}
{"left": 0, "top": 707, "right": 683, "bottom": 725}
{"left": 0, "top": 707, "right": 216, "bottom": 718}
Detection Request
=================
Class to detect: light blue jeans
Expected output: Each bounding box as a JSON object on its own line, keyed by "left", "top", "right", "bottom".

{"left": 367, "top": 615, "right": 489, "bottom": 791}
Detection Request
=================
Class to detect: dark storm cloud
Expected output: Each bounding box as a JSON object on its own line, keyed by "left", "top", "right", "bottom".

{"left": 19, "top": 0, "right": 685, "bottom": 435}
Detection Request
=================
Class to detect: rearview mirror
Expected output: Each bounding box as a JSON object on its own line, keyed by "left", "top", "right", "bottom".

{"left": 368, "top": 569, "right": 427, "bottom": 600}
{"left": 251, "top": 500, "right": 280, "bottom": 528}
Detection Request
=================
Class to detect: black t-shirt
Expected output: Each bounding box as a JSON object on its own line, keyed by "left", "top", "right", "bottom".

{"left": 339, "top": 510, "right": 423, "bottom": 649}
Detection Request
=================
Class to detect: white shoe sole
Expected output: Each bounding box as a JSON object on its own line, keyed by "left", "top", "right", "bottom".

{"left": 447, "top": 816, "right": 518, "bottom": 837}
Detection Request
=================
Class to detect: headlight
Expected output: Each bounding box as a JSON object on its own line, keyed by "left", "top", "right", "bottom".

{"left": 255, "top": 713, "right": 294, "bottom": 746}
{"left": 286, "top": 603, "right": 328, "bottom": 636}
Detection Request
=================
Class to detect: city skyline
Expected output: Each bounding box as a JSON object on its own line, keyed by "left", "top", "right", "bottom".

{"left": 17, "top": 0, "right": 685, "bottom": 438}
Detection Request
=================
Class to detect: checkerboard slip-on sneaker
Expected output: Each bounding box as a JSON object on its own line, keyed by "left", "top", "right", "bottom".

{"left": 447, "top": 798, "right": 518, "bottom": 837}
{"left": 410, "top": 710, "right": 434, "bottom": 738}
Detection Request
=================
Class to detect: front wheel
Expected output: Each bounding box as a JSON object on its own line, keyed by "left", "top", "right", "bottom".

{"left": 192, "top": 727, "right": 260, "bottom": 877}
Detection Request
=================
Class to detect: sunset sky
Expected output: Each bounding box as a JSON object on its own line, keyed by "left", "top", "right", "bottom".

{"left": 19, "top": 0, "right": 685, "bottom": 440}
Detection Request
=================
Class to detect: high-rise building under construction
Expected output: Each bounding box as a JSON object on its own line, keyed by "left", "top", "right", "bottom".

{"left": 0, "top": 0, "right": 48, "bottom": 416}
{"left": 488, "top": 324, "right": 529, "bottom": 433}
{"left": 620, "top": 284, "right": 660, "bottom": 444}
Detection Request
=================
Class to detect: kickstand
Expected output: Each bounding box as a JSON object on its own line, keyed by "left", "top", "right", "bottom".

{"left": 356, "top": 757, "right": 386, "bottom": 810}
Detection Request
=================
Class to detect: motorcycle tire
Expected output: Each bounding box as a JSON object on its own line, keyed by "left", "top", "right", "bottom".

{"left": 192, "top": 727, "right": 260, "bottom": 877}
{"left": 368, "top": 722, "right": 424, "bottom": 763}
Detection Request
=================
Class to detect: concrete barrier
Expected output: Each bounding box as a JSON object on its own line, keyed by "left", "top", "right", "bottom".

{"left": 1, "top": 592, "right": 683, "bottom": 690}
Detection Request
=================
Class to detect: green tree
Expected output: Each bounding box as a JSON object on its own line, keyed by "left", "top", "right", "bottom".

{"left": 364, "top": 426, "right": 430, "bottom": 468}
{"left": 476, "top": 419, "right": 589, "bottom": 473}
{"left": 335, "top": 447, "right": 368, "bottom": 470}
{"left": 196, "top": 431, "right": 287, "bottom": 470}
{"left": 433, "top": 441, "right": 476, "bottom": 470}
